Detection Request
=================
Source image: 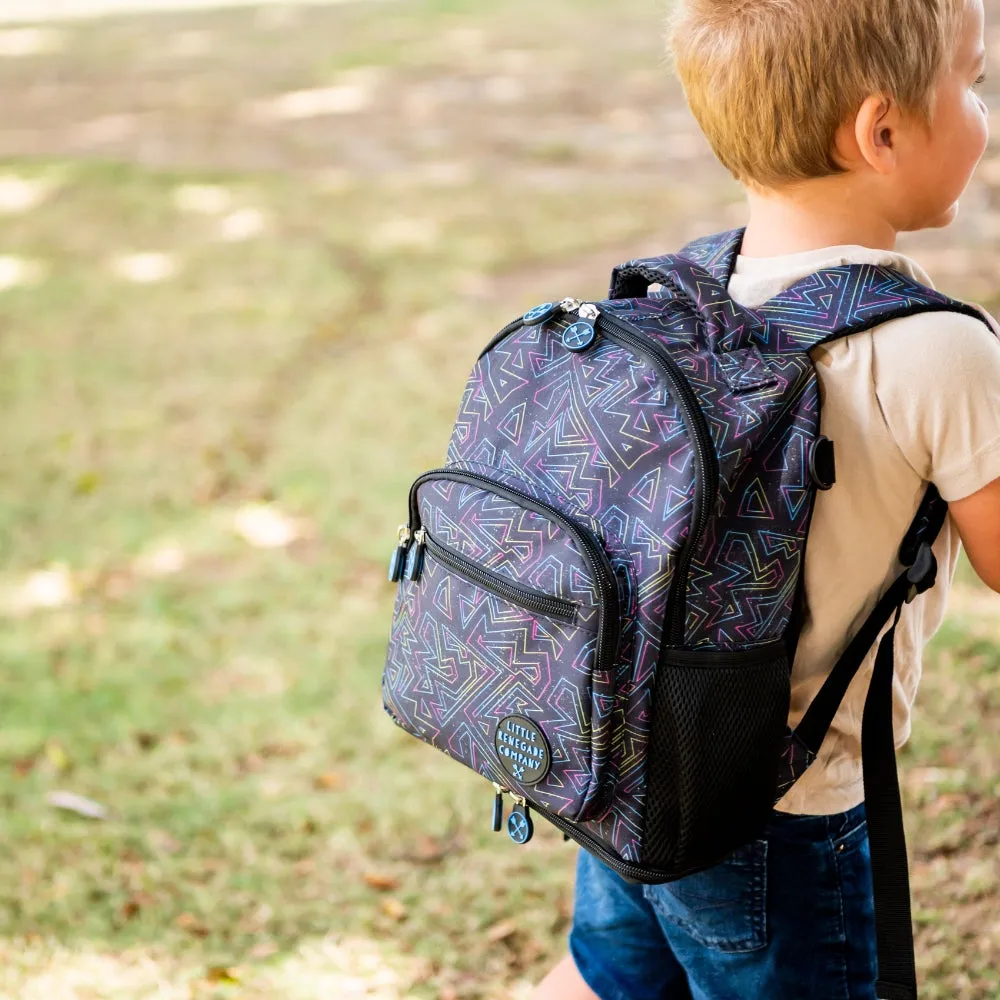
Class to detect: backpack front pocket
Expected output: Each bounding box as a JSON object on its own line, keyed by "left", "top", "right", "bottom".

{"left": 382, "top": 469, "right": 630, "bottom": 822}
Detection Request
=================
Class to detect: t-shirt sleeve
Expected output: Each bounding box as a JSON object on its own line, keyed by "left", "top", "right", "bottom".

{"left": 873, "top": 308, "right": 1000, "bottom": 502}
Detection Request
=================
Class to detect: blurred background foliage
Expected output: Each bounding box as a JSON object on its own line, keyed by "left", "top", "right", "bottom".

{"left": 0, "top": 1, "right": 999, "bottom": 997}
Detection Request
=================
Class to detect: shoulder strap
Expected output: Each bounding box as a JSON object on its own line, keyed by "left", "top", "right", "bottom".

{"left": 793, "top": 485, "right": 948, "bottom": 1000}
{"left": 754, "top": 266, "right": 987, "bottom": 351}
{"left": 609, "top": 228, "right": 988, "bottom": 355}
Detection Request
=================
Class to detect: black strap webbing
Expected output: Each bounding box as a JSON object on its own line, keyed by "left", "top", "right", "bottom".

{"left": 865, "top": 605, "right": 918, "bottom": 1000}
{"left": 793, "top": 573, "right": 910, "bottom": 755}
{"left": 791, "top": 485, "right": 948, "bottom": 1000}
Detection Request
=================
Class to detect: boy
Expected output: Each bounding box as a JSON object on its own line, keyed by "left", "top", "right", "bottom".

{"left": 532, "top": 0, "right": 1000, "bottom": 997}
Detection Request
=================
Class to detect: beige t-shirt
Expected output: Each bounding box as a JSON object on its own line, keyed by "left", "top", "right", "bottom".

{"left": 726, "top": 244, "right": 1000, "bottom": 816}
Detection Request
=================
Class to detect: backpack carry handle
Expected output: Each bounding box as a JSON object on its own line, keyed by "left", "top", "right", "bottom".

{"left": 609, "top": 263, "right": 683, "bottom": 301}
{"left": 609, "top": 257, "right": 765, "bottom": 354}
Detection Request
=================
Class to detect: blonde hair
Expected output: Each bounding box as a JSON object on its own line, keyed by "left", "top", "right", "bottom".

{"left": 669, "top": 0, "right": 966, "bottom": 187}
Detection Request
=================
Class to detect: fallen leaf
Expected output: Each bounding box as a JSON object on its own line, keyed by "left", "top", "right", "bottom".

{"left": 394, "top": 830, "right": 466, "bottom": 866}
{"left": 47, "top": 790, "right": 107, "bottom": 820}
{"left": 134, "top": 731, "right": 160, "bottom": 751}
{"left": 380, "top": 898, "right": 407, "bottom": 921}
{"left": 364, "top": 872, "right": 400, "bottom": 892}
{"left": 485, "top": 918, "right": 519, "bottom": 944}
{"left": 121, "top": 892, "right": 154, "bottom": 921}
{"left": 312, "top": 771, "right": 346, "bottom": 791}
{"left": 12, "top": 755, "right": 36, "bottom": 778}
{"left": 175, "top": 912, "right": 209, "bottom": 937}
{"left": 205, "top": 966, "right": 240, "bottom": 984}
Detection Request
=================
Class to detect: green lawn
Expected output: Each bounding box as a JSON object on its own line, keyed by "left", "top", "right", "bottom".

{"left": 0, "top": 2, "right": 999, "bottom": 997}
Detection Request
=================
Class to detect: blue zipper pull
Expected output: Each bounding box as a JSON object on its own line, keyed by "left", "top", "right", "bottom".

{"left": 491, "top": 782, "right": 505, "bottom": 832}
{"left": 522, "top": 301, "right": 561, "bottom": 326}
{"left": 507, "top": 799, "right": 533, "bottom": 845}
{"left": 563, "top": 303, "right": 600, "bottom": 353}
{"left": 388, "top": 525, "right": 412, "bottom": 583}
{"left": 404, "top": 528, "right": 427, "bottom": 582}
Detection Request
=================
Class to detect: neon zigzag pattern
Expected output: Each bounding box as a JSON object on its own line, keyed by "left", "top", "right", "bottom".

{"left": 383, "top": 228, "right": 979, "bottom": 865}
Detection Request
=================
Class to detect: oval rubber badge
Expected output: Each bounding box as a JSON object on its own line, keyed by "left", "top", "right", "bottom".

{"left": 562, "top": 321, "right": 596, "bottom": 352}
{"left": 494, "top": 715, "right": 551, "bottom": 785}
{"left": 523, "top": 302, "right": 557, "bottom": 324}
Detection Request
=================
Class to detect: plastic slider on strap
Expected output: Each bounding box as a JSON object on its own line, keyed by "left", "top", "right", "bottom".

{"left": 904, "top": 542, "right": 937, "bottom": 604}
{"left": 808, "top": 437, "right": 837, "bottom": 491}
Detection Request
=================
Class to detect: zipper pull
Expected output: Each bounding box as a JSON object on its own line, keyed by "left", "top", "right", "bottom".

{"left": 404, "top": 528, "right": 427, "bottom": 582}
{"left": 563, "top": 302, "right": 599, "bottom": 353}
{"left": 507, "top": 799, "right": 534, "bottom": 845}
{"left": 388, "top": 525, "right": 412, "bottom": 583}
{"left": 491, "top": 782, "right": 505, "bottom": 833}
{"left": 522, "top": 301, "right": 561, "bottom": 327}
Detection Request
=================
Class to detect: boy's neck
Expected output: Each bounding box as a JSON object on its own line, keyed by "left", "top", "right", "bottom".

{"left": 740, "top": 180, "right": 900, "bottom": 258}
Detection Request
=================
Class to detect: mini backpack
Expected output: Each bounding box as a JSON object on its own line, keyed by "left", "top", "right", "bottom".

{"left": 381, "top": 228, "right": 987, "bottom": 1000}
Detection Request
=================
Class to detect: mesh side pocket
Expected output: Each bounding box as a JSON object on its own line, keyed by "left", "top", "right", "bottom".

{"left": 641, "top": 642, "right": 790, "bottom": 875}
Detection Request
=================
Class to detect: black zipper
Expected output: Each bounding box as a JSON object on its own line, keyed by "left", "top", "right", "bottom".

{"left": 538, "top": 799, "right": 683, "bottom": 884}
{"left": 423, "top": 532, "right": 578, "bottom": 625}
{"left": 595, "top": 311, "right": 719, "bottom": 644}
{"left": 409, "top": 470, "right": 620, "bottom": 674}
{"left": 467, "top": 302, "right": 719, "bottom": 643}
{"left": 479, "top": 316, "right": 525, "bottom": 359}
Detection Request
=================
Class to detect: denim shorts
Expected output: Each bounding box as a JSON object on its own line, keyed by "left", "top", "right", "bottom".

{"left": 568, "top": 803, "right": 877, "bottom": 1000}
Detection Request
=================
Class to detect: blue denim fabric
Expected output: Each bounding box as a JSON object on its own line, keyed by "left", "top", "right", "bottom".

{"left": 568, "top": 804, "right": 876, "bottom": 1000}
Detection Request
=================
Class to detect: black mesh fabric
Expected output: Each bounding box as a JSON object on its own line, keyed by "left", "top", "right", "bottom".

{"left": 641, "top": 645, "right": 790, "bottom": 874}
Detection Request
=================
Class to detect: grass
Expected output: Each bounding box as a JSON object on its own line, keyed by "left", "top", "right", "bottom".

{"left": 0, "top": 0, "right": 999, "bottom": 997}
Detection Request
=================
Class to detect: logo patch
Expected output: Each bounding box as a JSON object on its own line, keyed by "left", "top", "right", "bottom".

{"left": 493, "top": 715, "right": 551, "bottom": 785}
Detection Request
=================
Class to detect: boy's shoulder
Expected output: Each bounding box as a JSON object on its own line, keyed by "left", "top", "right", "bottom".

{"left": 864, "top": 299, "right": 1000, "bottom": 500}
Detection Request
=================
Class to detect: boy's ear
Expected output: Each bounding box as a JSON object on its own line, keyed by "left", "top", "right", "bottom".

{"left": 852, "top": 94, "right": 899, "bottom": 174}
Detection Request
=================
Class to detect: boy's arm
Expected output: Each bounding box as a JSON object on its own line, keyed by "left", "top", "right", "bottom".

{"left": 949, "top": 477, "right": 1000, "bottom": 593}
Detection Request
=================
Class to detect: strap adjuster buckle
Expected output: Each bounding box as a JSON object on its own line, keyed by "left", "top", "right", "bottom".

{"left": 904, "top": 542, "right": 937, "bottom": 604}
